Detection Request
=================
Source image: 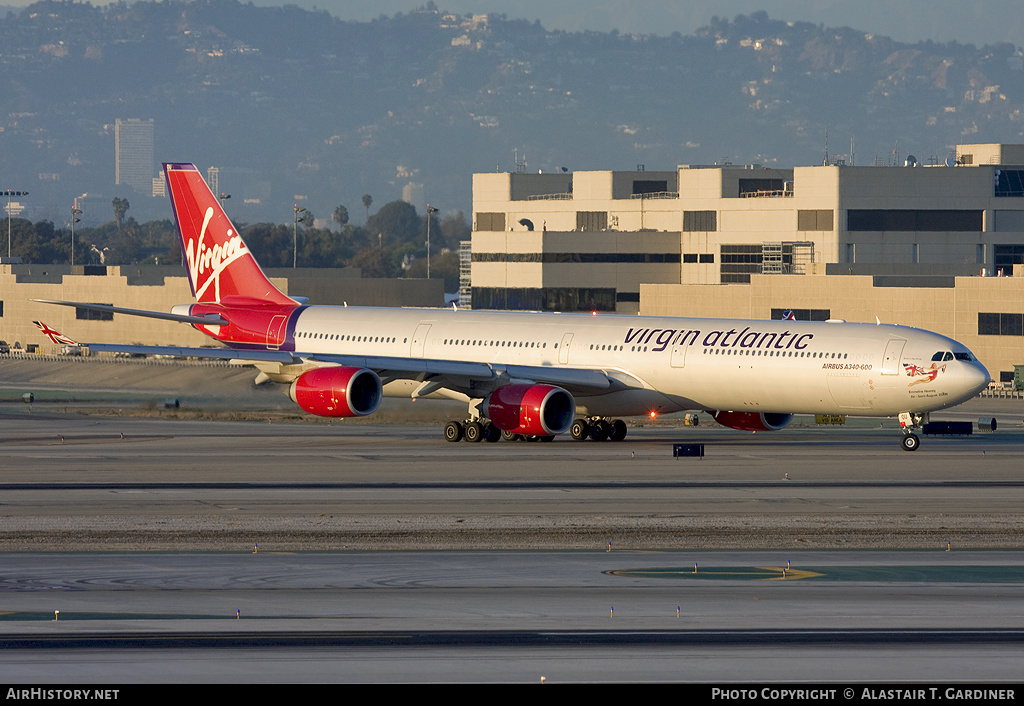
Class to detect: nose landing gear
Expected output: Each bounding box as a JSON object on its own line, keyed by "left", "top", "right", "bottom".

{"left": 898, "top": 412, "right": 928, "bottom": 451}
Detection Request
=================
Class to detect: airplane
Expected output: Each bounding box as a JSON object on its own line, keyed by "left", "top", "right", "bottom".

{"left": 34, "top": 162, "right": 991, "bottom": 451}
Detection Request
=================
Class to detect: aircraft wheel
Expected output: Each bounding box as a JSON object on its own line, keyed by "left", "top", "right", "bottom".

{"left": 525, "top": 435, "right": 539, "bottom": 442}
{"left": 464, "top": 421, "right": 484, "bottom": 443}
{"left": 609, "top": 419, "right": 627, "bottom": 441}
{"left": 539, "top": 435, "right": 555, "bottom": 442}
{"left": 900, "top": 433, "right": 920, "bottom": 452}
{"left": 591, "top": 419, "right": 610, "bottom": 441}
{"left": 484, "top": 424, "right": 501, "bottom": 442}
{"left": 570, "top": 419, "right": 590, "bottom": 441}
{"left": 501, "top": 430, "right": 519, "bottom": 442}
{"left": 444, "top": 421, "right": 464, "bottom": 443}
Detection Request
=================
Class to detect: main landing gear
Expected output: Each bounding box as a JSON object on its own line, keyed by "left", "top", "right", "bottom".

{"left": 570, "top": 417, "right": 627, "bottom": 442}
{"left": 444, "top": 419, "right": 500, "bottom": 443}
{"left": 443, "top": 419, "right": 554, "bottom": 443}
{"left": 898, "top": 412, "right": 928, "bottom": 452}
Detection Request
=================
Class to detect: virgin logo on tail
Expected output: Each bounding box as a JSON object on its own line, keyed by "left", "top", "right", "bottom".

{"left": 165, "top": 163, "right": 295, "bottom": 307}
{"left": 33, "top": 321, "right": 78, "bottom": 346}
{"left": 186, "top": 206, "right": 251, "bottom": 302}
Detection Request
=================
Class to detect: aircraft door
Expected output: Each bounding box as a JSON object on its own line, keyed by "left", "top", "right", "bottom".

{"left": 411, "top": 323, "right": 432, "bottom": 358}
{"left": 670, "top": 341, "right": 688, "bottom": 368}
{"left": 558, "top": 333, "right": 573, "bottom": 364}
{"left": 266, "top": 314, "right": 287, "bottom": 350}
{"left": 881, "top": 339, "right": 906, "bottom": 375}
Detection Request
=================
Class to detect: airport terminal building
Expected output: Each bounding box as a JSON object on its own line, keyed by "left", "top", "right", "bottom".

{"left": 469, "top": 143, "right": 1024, "bottom": 383}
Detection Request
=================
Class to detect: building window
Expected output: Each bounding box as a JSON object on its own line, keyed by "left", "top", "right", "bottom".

{"left": 994, "top": 244, "right": 1024, "bottom": 275}
{"left": 472, "top": 252, "right": 680, "bottom": 264}
{"left": 472, "top": 287, "right": 616, "bottom": 312}
{"left": 576, "top": 211, "right": 608, "bottom": 231}
{"left": 995, "top": 170, "right": 1024, "bottom": 197}
{"left": 771, "top": 308, "right": 830, "bottom": 321}
{"left": 847, "top": 210, "right": 982, "bottom": 231}
{"left": 475, "top": 212, "right": 506, "bottom": 231}
{"left": 994, "top": 211, "right": 1024, "bottom": 231}
{"left": 720, "top": 244, "right": 799, "bottom": 282}
{"left": 797, "top": 210, "right": 834, "bottom": 231}
{"left": 683, "top": 210, "right": 717, "bottom": 232}
{"left": 632, "top": 180, "right": 667, "bottom": 195}
{"left": 738, "top": 179, "right": 784, "bottom": 197}
{"left": 978, "top": 312, "right": 1024, "bottom": 336}
{"left": 683, "top": 253, "right": 698, "bottom": 263}
{"left": 76, "top": 304, "right": 113, "bottom": 321}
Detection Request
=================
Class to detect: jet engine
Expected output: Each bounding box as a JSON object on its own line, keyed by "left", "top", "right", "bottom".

{"left": 482, "top": 384, "right": 575, "bottom": 436}
{"left": 710, "top": 410, "right": 794, "bottom": 432}
{"left": 288, "top": 366, "right": 382, "bottom": 418}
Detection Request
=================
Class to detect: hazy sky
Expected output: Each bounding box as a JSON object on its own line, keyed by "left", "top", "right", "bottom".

{"left": 2, "top": 0, "right": 1022, "bottom": 48}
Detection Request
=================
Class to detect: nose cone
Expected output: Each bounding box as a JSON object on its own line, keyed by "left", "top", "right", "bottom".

{"left": 962, "top": 362, "right": 991, "bottom": 399}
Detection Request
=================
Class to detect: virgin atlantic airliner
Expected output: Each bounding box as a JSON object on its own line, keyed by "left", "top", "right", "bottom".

{"left": 34, "top": 163, "right": 990, "bottom": 450}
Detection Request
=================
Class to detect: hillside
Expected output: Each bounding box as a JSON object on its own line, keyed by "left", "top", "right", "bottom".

{"left": 1, "top": 1, "right": 1022, "bottom": 223}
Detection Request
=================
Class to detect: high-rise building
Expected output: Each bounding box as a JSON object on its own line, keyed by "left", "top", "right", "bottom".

{"left": 114, "top": 118, "right": 154, "bottom": 194}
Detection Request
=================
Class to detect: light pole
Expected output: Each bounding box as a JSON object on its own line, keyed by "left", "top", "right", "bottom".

{"left": 3, "top": 189, "right": 28, "bottom": 260}
{"left": 70, "top": 203, "right": 82, "bottom": 266}
{"left": 426, "top": 204, "right": 438, "bottom": 279}
{"left": 293, "top": 204, "right": 307, "bottom": 268}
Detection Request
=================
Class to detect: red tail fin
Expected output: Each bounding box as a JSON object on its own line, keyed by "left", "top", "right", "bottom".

{"left": 164, "top": 163, "right": 295, "bottom": 306}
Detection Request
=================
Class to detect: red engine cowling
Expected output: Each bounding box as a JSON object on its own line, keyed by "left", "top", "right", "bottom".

{"left": 288, "top": 367, "right": 382, "bottom": 417}
{"left": 710, "top": 411, "right": 794, "bottom": 432}
{"left": 482, "top": 384, "right": 575, "bottom": 436}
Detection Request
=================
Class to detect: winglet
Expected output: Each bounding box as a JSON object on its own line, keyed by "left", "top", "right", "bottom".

{"left": 33, "top": 321, "right": 79, "bottom": 346}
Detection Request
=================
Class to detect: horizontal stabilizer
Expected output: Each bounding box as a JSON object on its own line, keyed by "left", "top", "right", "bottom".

{"left": 32, "top": 299, "right": 229, "bottom": 326}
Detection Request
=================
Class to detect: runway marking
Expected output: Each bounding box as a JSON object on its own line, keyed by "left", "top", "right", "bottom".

{"left": 607, "top": 566, "right": 822, "bottom": 580}
{"left": 606, "top": 566, "right": 1024, "bottom": 582}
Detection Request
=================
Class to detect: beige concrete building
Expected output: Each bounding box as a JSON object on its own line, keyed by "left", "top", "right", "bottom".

{"left": 470, "top": 143, "right": 1024, "bottom": 382}
{"left": 0, "top": 265, "right": 443, "bottom": 353}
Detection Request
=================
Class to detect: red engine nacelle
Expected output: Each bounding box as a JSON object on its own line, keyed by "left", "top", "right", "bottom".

{"left": 288, "top": 366, "right": 382, "bottom": 418}
{"left": 710, "top": 410, "right": 794, "bottom": 432}
{"left": 482, "top": 384, "right": 575, "bottom": 436}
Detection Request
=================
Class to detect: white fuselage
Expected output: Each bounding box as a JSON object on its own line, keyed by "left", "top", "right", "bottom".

{"left": 284, "top": 306, "right": 991, "bottom": 418}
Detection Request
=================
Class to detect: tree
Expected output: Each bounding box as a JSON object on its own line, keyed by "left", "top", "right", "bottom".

{"left": 241, "top": 223, "right": 293, "bottom": 267}
{"left": 361, "top": 194, "right": 373, "bottom": 221}
{"left": 332, "top": 204, "right": 349, "bottom": 227}
{"left": 111, "top": 197, "right": 130, "bottom": 232}
{"left": 104, "top": 217, "right": 142, "bottom": 264}
{"left": 439, "top": 211, "right": 471, "bottom": 251}
{"left": 366, "top": 200, "right": 420, "bottom": 249}
{"left": 403, "top": 249, "right": 459, "bottom": 292}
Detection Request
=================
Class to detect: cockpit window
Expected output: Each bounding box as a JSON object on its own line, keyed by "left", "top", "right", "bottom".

{"left": 933, "top": 350, "right": 973, "bottom": 362}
